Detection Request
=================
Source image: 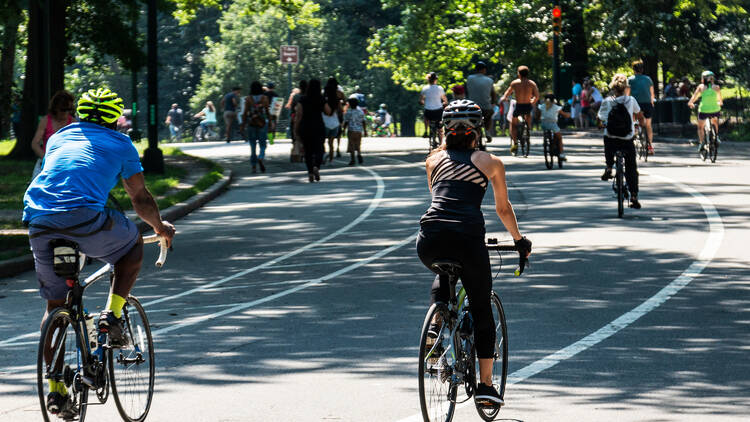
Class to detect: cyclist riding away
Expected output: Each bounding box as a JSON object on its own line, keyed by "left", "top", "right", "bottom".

{"left": 23, "top": 88, "right": 176, "bottom": 417}
{"left": 500, "top": 65, "right": 540, "bottom": 155}
{"left": 597, "top": 74, "right": 645, "bottom": 209}
{"left": 418, "top": 99, "right": 532, "bottom": 406}
{"left": 687, "top": 70, "right": 723, "bottom": 151}
{"left": 538, "top": 93, "right": 571, "bottom": 161}
{"left": 627, "top": 60, "right": 655, "bottom": 155}
{"left": 465, "top": 61, "right": 498, "bottom": 146}
{"left": 420, "top": 72, "right": 448, "bottom": 145}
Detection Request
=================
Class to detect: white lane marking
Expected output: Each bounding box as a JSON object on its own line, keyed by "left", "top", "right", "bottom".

{"left": 151, "top": 230, "right": 419, "bottom": 336}
{"left": 142, "top": 165, "right": 385, "bottom": 308}
{"left": 0, "top": 166, "right": 385, "bottom": 348}
{"left": 394, "top": 173, "right": 724, "bottom": 422}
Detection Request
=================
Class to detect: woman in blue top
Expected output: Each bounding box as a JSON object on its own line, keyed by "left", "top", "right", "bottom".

{"left": 418, "top": 99, "right": 531, "bottom": 406}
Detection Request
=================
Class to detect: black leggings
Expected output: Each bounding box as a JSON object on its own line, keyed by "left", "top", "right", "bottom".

{"left": 416, "top": 229, "right": 495, "bottom": 359}
{"left": 604, "top": 136, "right": 639, "bottom": 195}
{"left": 303, "top": 138, "right": 325, "bottom": 173}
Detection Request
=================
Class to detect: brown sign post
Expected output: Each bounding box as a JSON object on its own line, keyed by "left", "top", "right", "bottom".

{"left": 280, "top": 45, "right": 299, "bottom": 65}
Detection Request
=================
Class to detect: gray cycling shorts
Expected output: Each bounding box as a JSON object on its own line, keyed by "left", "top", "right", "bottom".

{"left": 28, "top": 208, "right": 140, "bottom": 300}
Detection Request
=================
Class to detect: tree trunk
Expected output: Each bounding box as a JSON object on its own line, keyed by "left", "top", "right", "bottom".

{"left": 398, "top": 109, "right": 417, "bottom": 137}
{"left": 8, "top": 0, "right": 67, "bottom": 159}
{"left": 0, "top": 1, "right": 22, "bottom": 139}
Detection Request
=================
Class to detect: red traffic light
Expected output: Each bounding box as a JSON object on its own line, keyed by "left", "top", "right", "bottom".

{"left": 552, "top": 7, "right": 562, "bottom": 18}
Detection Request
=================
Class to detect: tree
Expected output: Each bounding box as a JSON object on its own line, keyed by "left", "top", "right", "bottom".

{"left": 0, "top": 0, "right": 23, "bottom": 139}
{"left": 8, "top": 0, "right": 149, "bottom": 159}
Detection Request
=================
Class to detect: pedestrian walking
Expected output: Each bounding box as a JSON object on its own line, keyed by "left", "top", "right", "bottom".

{"left": 294, "top": 79, "right": 330, "bottom": 182}
{"left": 221, "top": 87, "right": 241, "bottom": 142}
{"left": 287, "top": 80, "right": 308, "bottom": 162}
{"left": 165, "top": 103, "right": 184, "bottom": 142}
{"left": 242, "top": 81, "right": 270, "bottom": 173}
{"left": 30, "top": 90, "right": 77, "bottom": 178}
{"left": 343, "top": 96, "right": 367, "bottom": 165}
{"left": 323, "top": 78, "right": 343, "bottom": 163}
{"left": 263, "top": 82, "right": 278, "bottom": 139}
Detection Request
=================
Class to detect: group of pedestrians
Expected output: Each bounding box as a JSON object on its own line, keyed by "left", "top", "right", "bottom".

{"left": 218, "top": 82, "right": 280, "bottom": 173}
{"left": 287, "top": 78, "right": 368, "bottom": 182}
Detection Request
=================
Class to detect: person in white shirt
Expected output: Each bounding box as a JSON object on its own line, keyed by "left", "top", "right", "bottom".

{"left": 597, "top": 73, "right": 645, "bottom": 209}
{"left": 420, "top": 72, "right": 448, "bottom": 145}
{"left": 538, "top": 93, "right": 571, "bottom": 161}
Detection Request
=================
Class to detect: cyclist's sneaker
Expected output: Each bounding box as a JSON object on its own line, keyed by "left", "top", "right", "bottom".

{"left": 630, "top": 195, "right": 642, "bottom": 209}
{"left": 697, "top": 142, "right": 705, "bottom": 152}
{"left": 47, "top": 392, "right": 75, "bottom": 416}
{"left": 422, "top": 131, "right": 429, "bottom": 138}
{"left": 601, "top": 168, "right": 613, "bottom": 181}
{"left": 559, "top": 153, "right": 567, "bottom": 161}
{"left": 486, "top": 135, "right": 492, "bottom": 144}
{"left": 474, "top": 383, "right": 504, "bottom": 407}
{"left": 648, "top": 145, "right": 655, "bottom": 155}
{"left": 510, "top": 144, "right": 518, "bottom": 154}
{"left": 98, "top": 309, "right": 127, "bottom": 347}
{"left": 426, "top": 322, "right": 441, "bottom": 340}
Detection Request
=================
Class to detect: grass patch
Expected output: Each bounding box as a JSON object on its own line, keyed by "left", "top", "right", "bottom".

{"left": 726, "top": 122, "right": 750, "bottom": 142}
{"left": 0, "top": 234, "right": 31, "bottom": 260}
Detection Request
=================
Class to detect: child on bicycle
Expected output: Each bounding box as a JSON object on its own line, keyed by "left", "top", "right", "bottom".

{"left": 537, "top": 93, "right": 570, "bottom": 161}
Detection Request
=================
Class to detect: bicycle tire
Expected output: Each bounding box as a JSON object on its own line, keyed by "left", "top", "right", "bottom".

{"left": 709, "top": 126, "right": 718, "bottom": 163}
{"left": 641, "top": 136, "right": 648, "bottom": 163}
{"left": 474, "top": 291, "right": 509, "bottom": 421}
{"left": 419, "top": 303, "right": 457, "bottom": 422}
{"left": 109, "top": 296, "right": 155, "bottom": 422}
{"left": 616, "top": 155, "right": 624, "bottom": 218}
{"left": 521, "top": 123, "right": 530, "bottom": 158}
{"left": 543, "top": 132, "right": 553, "bottom": 169}
{"left": 37, "top": 307, "right": 89, "bottom": 422}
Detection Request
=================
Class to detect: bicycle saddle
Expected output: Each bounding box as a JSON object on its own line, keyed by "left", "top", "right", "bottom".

{"left": 430, "top": 259, "right": 462, "bottom": 277}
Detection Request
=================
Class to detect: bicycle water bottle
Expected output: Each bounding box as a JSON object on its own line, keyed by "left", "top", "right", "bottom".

{"left": 84, "top": 310, "right": 97, "bottom": 349}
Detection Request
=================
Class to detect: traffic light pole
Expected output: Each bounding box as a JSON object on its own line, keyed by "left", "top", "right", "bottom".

{"left": 143, "top": 0, "right": 164, "bottom": 173}
{"left": 553, "top": 32, "right": 560, "bottom": 99}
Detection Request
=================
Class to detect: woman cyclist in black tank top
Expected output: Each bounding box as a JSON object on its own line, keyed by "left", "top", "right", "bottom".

{"left": 417, "top": 99, "right": 532, "bottom": 406}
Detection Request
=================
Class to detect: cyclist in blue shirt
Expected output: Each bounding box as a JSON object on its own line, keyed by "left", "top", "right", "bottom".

{"left": 627, "top": 60, "right": 655, "bottom": 155}
{"left": 24, "top": 88, "right": 175, "bottom": 416}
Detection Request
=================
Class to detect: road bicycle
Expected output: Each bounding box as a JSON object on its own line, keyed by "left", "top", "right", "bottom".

{"left": 37, "top": 234, "right": 168, "bottom": 422}
{"left": 542, "top": 129, "right": 562, "bottom": 169}
{"left": 418, "top": 239, "right": 528, "bottom": 422}
{"left": 635, "top": 124, "right": 648, "bottom": 162}
{"left": 698, "top": 115, "right": 719, "bottom": 163}
{"left": 428, "top": 118, "right": 442, "bottom": 151}
{"left": 192, "top": 120, "right": 220, "bottom": 142}
{"left": 613, "top": 150, "right": 629, "bottom": 218}
{"left": 513, "top": 116, "right": 530, "bottom": 157}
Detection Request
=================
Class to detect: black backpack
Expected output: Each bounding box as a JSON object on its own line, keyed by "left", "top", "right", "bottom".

{"left": 606, "top": 97, "right": 631, "bottom": 137}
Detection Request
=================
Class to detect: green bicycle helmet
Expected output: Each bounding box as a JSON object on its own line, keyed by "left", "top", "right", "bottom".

{"left": 77, "top": 88, "right": 124, "bottom": 124}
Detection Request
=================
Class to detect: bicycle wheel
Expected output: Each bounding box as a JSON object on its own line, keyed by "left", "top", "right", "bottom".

{"left": 709, "top": 126, "right": 718, "bottom": 163}
{"left": 543, "top": 133, "right": 553, "bottom": 169}
{"left": 109, "top": 296, "right": 155, "bottom": 422}
{"left": 474, "top": 292, "right": 509, "bottom": 421}
{"left": 419, "top": 303, "right": 457, "bottom": 422}
{"left": 641, "top": 136, "right": 648, "bottom": 163}
{"left": 521, "top": 123, "right": 530, "bottom": 157}
{"left": 37, "top": 307, "right": 88, "bottom": 422}
{"left": 616, "top": 156, "right": 624, "bottom": 218}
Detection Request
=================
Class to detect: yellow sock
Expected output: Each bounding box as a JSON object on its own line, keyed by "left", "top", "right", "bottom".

{"left": 49, "top": 379, "right": 68, "bottom": 396}
{"left": 106, "top": 293, "right": 126, "bottom": 318}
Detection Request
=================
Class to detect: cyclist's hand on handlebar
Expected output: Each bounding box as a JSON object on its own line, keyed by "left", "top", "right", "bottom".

{"left": 156, "top": 221, "right": 176, "bottom": 248}
{"left": 514, "top": 236, "right": 532, "bottom": 257}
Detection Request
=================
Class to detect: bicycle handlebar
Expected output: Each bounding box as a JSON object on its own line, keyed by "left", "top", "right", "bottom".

{"left": 143, "top": 234, "right": 169, "bottom": 268}
{"left": 486, "top": 238, "right": 529, "bottom": 276}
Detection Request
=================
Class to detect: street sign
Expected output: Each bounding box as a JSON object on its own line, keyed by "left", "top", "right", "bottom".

{"left": 280, "top": 45, "right": 299, "bottom": 65}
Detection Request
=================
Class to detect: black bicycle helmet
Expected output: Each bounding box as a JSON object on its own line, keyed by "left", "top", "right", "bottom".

{"left": 442, "top": 99, "right": 483, "bottom": 130}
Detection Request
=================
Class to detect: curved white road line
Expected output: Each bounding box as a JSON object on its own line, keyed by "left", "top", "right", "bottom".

{"left": 0, "top": 166, "right": 385, "bottom": 348}
{"left": 394, "top": 172, "right": 724, "bottom": 422}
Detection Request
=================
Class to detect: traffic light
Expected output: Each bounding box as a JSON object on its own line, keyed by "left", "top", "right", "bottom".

{"left": 552, "top": 6, "right": 562, "bottom": 35}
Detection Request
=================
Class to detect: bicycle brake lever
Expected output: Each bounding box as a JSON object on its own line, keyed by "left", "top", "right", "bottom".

{"left": 514, "top": 255, "right": 529, "bottom": 276}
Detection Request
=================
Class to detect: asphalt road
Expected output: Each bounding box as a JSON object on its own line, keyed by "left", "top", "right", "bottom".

{"left": 1, "top": 133, "right": 748, "bottom": 421}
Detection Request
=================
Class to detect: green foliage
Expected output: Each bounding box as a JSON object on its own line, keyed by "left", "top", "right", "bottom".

{"left": 170, "top": 0, "right": 321, "bottom": 27}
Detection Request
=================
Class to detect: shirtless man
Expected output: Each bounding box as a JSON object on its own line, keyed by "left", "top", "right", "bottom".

{"left": 500, "top": 66, "right": 540, "bottom": 154}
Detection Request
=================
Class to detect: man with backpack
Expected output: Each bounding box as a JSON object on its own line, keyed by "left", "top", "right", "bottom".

{"left": 597, "top": 74, "right": 645, "bottom": 209}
